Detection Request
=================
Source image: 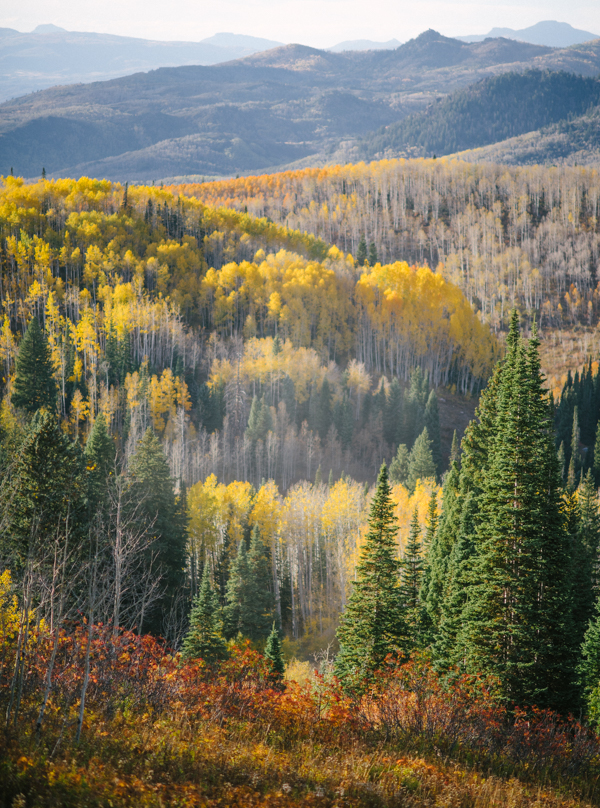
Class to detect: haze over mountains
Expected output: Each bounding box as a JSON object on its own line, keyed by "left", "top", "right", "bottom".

{"left": 2, "top": 20, "right": 598, "bottom": 103}
{"left": 2, "top": 23, "right": 600, "bottom": 180}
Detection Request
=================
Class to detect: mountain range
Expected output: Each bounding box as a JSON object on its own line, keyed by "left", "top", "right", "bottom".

{"left": 2, "top": 27, "right": 600, "bottom": 180}
{"left": 2, "top": 20, "right": 598, "bottom": 103}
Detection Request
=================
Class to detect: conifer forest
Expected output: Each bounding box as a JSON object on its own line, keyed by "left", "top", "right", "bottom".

{"left": 4, "top": 163, "right": 600, "bottom": 807}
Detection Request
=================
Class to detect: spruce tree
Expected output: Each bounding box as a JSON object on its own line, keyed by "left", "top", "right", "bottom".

{"left": 449, "top": 430, "right": 460, "bottom": 465}
{"left": 264, "top": 623, "right": 285, "bottom": 683}
{"left": 389, "top": 444, "right": 409, "bottom": 485}
{"left": 424, "top": 390, "right": 443, "bottom": 476}
{"left": 181, "top": 566, "right": 227, "bottom": 664}
{"left": 223, "top": 539, "right": 250, "bottom": 638}
{"left": 460, "top": 322, "right": 576, "bottom": 711}
{"left": 85, "top": 413, "right": 116, "bottom": 512}
{"left": 368, "top": 242, "right": 378, "bottom": 265}
{"left": 400, "top": 508, "right": 424, "bottom": 647}
{"left": 1, "top": 410, "right": 86, "bottom": 568}
{"left": 246, "top": 525, "right": 275, "bottom": 642}
{"left": 334, "top": 464, "right": 406, "bottom": 691}
{"left": 356, "top": 235, "right": 367, "bottom": 265}
{"left": 383, "top": 378, "right": 403, "bottom": 447}
{"left": 407, "top": 427, "right": 436, "bottom": 491}
{"left": 127, "top": 429, "right": 187, "bottom": 635}
{"left": 11, "top": 317, "right": 57, "bottom": 415}
{"left": 316, "top": 379, "right": 333, "bottom": 439}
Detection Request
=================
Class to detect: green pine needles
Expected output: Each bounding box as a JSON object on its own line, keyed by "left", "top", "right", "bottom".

{"left": 334, "top": 463, "right": 406, "bottom": 691}
{"left": 182, "top": 566, "right": 227, "bottom": 664}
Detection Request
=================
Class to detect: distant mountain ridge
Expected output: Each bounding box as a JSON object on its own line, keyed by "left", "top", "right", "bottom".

{"left": 359, "top": 70, "right": 600, "bottom": 161}
{"left": 0, "top": 29, "right": 284, "bottom": 102}
{"left": 458, "top": 20, "right": 599, "bottom": 47}
{"left": 2, "top": 29, "right": 600, "bottom": 180}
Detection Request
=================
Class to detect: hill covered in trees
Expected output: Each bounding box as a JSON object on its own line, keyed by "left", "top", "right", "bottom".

{"left": 179, "top": 158, "right": 600, "bottom": 346}
{"left": 360, "top": 70, "right": 600, "bottom": 160}
{"left": 3, "top": 31, "right": 600, "bottom": 179}
{"left": 4, "top": 169, "right": 600, "bottom": 806}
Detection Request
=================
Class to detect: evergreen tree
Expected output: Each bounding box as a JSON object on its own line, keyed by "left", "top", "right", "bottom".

{"left": 389, "top": 443, "right": 409, "bottom": 485}
{"left": 449, "top": 430, "right": 460, "bottom": 465}
{"left": 264, "top": 622, "right": 285, "bottom": 683}
{"left": 421, "top": 462, "right": 461, "bottom": 633}
{"left": 85, "top": 413, "right": 116, "bottom": 512}
{"left": 316, "top": 379, "right": 333, "bottom": 439}
{"left": 1, "top": 410, "right": 86, "bottom": 568}
{"left": 223, "top": 539, "right": 250, "bottom": 638}
{"left": 328, "top": 469, "right": 334, "bottom": 488}
{"left": 579, "top": 599, "right": 600, "bottom": 727}
{"left": 400, "top": 508, "right": 424, "bottom": 647}
{"left": 334, "top": 396, "right": 354, "bottom": 449}
{"left": 407, "top": 427, "right": 436, "bottom": 491}
{"left": 11, "top": 317, "right": 57, "bottom": 415}
{"left": 356, "top": 235, "right": 367, "bottom": 265}
{"left": 368, "top": 242, "right": 378, "bottom": 265}
{"left": 577, "top": 469, "right": 600, "bottom": 589}
{"left": 433, "top": 492, "right": 477, "bottom": 671}
{"left": 334, "top": 464, "right": 406, "bottom": 691}
{"left": 314, "top": 465, "right": 322, "bottom": 486}
{"left": 246, "top": 525, "right": 275, "bottom": 642}
{"left": 383, "top": 378, "right": 403, "bottom": 447}
{"left": 127, "top": 429, "right": 187, "bottom": 635}
{"left": 558, "top": 441, "right": 566, "bottom": 483}
{"left": 424, "top": 389, "right": 443, "bottom": 476}
{"left": 461, "top": 321, "right": 576, "bottom": 711}
{"left": 181, "top": 565, "right": 227, "bottom": 663}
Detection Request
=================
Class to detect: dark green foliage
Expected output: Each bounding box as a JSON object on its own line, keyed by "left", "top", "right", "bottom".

{"left": 334, "top": 464, "right": 406, "bottom": 691}
{"left": 403, "top": 368, "right": 428, "bottom": 446}
{"left": 264, "top": 623, "right": 285, "bottom": 682}
{"left": 84, "top": 414, "right": 116, "bottom": 511}
{"left": 368, "top": 242, "right": 378, "bottom": 265}
{"left": 223, "top": 526, "right": 274, "bottom": 642}
{"left": 424, "top": 390, "right": 442, "bottom": 476}
{"left": 362, "top": 70, "right": 600, "bottom": 159}
{"left": 181, "top": 565, "right": 227, "bottom": 663}
{"left": 223, "top": 539, "right": 250, "bottom": 639}
{"left": 432, "top": 492, "right": 477, "bottom": 671}
{"left": 384, "top": 378, "right": 403, "bottom": 447}
{"left": 246, "top": 525, "right": 276, "bottom": 642}
{"left": 127, "top": 429, "right": 187, "bottom": 635}
{"left": 1, "top": 410, "right": 86, "bottom": 568}
{"left": 400, "top": 508, "right": 424, "bottom": 648}
{"left": 449, "top": 430, "right": 460, "bottom": 465}
{"left": 356, "top": 235, "right": 367, "bottom": 265}
{"left": 11, "top": 317, "right": 57, "bottom": 415}
{"left": 460, "top": 320, "right": 576, "bottom": 711}
{"left": 334, "top": 396, "right": 354, "bottom": 449}
{"left": 579, "top": 599, "right": 600, "bottom": 728}
{"left": 246, "top": 396, "right": 273, "bottom": 444}
{"left": 407, "top": 427, "right": 436, "bottom": 491}
{"left": 389, "top": 444, "right": 409, "bottom": 485}
{"left": 421, "top": 462, "right": 460, "bottom": 633}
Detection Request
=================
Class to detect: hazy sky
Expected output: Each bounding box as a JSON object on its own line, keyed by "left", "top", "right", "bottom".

{"left": 2, "top": 0, "right": 599, "bottom": 49}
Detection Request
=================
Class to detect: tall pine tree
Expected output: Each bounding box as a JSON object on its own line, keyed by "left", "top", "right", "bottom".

{"left": 181, "top": 565, "right": 227, "bottom": 663}
{"left": 334, "top": 464, "right": 406, "bottom": 691}
{"left": 12, "top": 317, "right": 57, "bottom": 415}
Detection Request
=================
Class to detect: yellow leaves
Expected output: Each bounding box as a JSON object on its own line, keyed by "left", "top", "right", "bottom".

{"left": 70, "top": 389, "right": 90, "bottom": 438}
{"left": 148, "top": 368, "right": 192, "bottom": 433}
{"left": 0, "top": 569, "right": 19, "bottom": 648}
{"left": 188, "top": 475, "right": 253, "bottom": 552}
{"left": 250, "top": 481, "right": 282, "bottom": 545}
{"left": 391, "top": 479, "right": 441, "bottom": 555}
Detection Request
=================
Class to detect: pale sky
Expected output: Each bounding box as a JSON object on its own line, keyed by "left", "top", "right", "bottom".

{"left": 1, "top": 0, "right": 599, "bottom": 49}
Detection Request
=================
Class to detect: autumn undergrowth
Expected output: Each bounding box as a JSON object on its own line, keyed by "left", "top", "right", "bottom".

{"left": 1, "top": 626, "right": 600, "bottom": 807}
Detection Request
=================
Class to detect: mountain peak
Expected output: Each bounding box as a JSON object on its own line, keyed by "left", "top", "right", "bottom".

{"left": 32, "top": 24, "right": 67, "bottom": 34}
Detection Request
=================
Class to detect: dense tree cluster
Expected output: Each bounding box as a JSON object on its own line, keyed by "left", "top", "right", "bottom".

{"left": 182, "top": 158, "right": 600, "bottom": 333}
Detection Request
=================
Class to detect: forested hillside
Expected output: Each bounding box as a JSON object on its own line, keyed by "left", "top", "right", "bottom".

{"left": 181, "top": 158, "right": 600, "bottom": 338}
{"left": 359, "top": 70, "right": 600, "bottom": 160}
{"left": 4, "top": 168, "right": 600, "bottom": 806}
{"left": 3, "top": 31, "right": 600, "bottom": 179}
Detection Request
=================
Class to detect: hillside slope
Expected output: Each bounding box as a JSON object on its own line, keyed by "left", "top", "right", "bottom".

{"left": 360, "top": 70, "right": 600, "bottom": 159}
{"left": 3, "top": 31, "right": 600, "bottom": 180}
{"left": 0, "top": 28, "right": 283, "bottom": 102}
